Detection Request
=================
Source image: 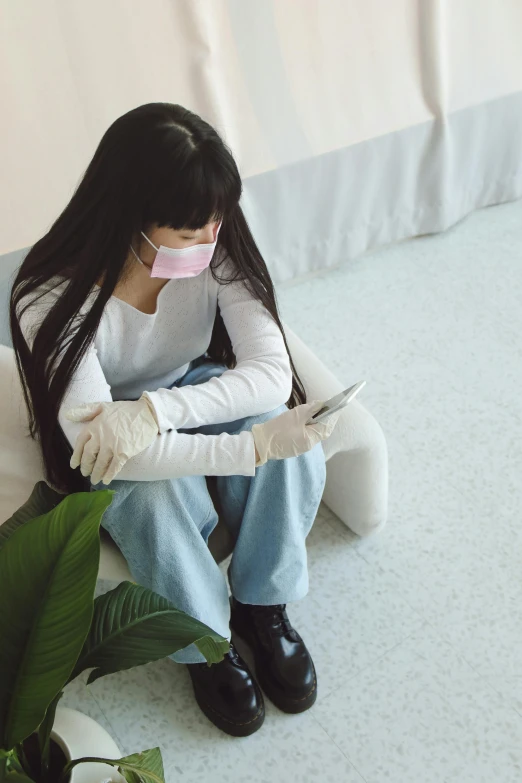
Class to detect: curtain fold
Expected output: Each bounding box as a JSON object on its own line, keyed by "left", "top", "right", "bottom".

{"left": 1, "top": 0, "right": 521, "bottom": 280}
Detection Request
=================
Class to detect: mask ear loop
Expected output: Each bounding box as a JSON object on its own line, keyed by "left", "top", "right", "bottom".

{"left": 141, "top": 231, "right": 160, "bottom": 251}
{"left": 129, "top": 231, "right": 159, "bottom": 267}
{"left": 129, "top": 244, "right": 144, "bottom": 266}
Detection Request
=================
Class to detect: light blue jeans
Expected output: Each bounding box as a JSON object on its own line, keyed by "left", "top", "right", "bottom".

{"left": 98, "top": 359, "right": 327, "bottom": 663}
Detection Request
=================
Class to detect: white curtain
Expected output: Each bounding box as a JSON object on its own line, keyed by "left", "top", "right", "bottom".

{"left": 1, "top": 0, "right": 522, "bottom": 281}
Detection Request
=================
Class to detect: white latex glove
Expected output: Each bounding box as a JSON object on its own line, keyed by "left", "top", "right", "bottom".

{"left": 252, "top": 401, "right": 341, "bottom": 466}
{"left": 66, "top": 397, "right": 160, "bottom": 485}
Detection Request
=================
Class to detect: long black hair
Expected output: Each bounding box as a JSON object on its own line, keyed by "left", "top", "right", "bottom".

{"left": 10, "top": 103, "right": 306, "bottom": 493}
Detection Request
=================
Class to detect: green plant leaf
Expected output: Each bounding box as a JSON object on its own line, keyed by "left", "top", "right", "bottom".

{"left": 3, "top": 752, "right": 22, "bottom": 775}
{"left": 63, "top": 747, "right": 164, "bottom": 783}
{"left": 72, "top": 581, "right": 229, "bottom": 684}
{"left": 0, "top": 482, "right": 64, "bottom": 551}
{"left": 116, "top": 747, "right": 165, "bottom": 783}
{"left": 194, "top": 635, "right": 231, "bottom": 665}
{"left": 3, "top": 751, "right": 34, "bottom": 783}
{"left": 0, "top": 491, "right": 113, "bottom": 750}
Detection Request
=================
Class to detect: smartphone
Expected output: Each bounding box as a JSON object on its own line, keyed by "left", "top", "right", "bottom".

{"left": 307, "top": 381, "right": 366, "bottom": 424}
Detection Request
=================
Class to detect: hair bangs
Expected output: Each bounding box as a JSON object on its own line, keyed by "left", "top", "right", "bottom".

{"left": 147, "top": 148, "right": 241, "bottom": 232}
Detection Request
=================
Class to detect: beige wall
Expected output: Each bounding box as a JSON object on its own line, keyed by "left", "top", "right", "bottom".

{"left": 1, "top": 0, "right": 522, "bottom": 253}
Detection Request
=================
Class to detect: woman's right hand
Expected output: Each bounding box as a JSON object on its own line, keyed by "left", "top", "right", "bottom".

{"left": 252, "top": 401, "right": 340, "bottom": 466}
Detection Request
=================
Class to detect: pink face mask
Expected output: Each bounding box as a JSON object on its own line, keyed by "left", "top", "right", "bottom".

{"left": 130, "top": 224, "right": 221, "bottom": 279}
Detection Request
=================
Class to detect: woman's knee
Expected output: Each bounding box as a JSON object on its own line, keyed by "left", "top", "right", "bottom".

{"left": 100, "top": 477, "right": 171, "bottom": 515}
{"left": 101, "top": 476, "right": 216, "bottom": 539}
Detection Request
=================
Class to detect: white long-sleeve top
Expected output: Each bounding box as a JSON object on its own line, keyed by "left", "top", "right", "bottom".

{"left": 20, "top": 256, "right": 293, "bottom": 481}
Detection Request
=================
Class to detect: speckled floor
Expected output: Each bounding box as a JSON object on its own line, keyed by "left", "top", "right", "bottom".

{"left": 63, "top": 199, "right": 522, "bottom": 782}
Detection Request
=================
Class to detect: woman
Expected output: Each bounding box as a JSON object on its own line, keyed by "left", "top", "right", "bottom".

{"left": 10, "top": 103, "right": 339, "bottom": 737}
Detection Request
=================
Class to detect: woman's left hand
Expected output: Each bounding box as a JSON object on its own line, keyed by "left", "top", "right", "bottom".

{"left": 66, "top": 397, "right": 160, "bottom": 484}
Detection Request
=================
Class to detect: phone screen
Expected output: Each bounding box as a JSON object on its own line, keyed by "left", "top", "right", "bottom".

{"left": 309, "top": 381, "right": 366, "bottom": 423}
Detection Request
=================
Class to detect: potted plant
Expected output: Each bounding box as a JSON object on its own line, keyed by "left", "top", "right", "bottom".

{"left": 0, "top": 483, "right": 229, "bottom": 783}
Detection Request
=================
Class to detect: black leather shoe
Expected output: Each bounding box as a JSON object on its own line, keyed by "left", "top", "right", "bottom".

{"left": 230, "top": 598, "right": 317, "bottom": 713}
{"left": 187, "top": 644, "right": 265, "bottom": 737}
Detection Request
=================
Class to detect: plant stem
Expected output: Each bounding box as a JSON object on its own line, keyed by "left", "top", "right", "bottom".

{"left": 0, "top": 756, "right": 7, "bottom": 783}
{"left": 14, "top": 743, "right": 32, "bottom": 778}
{"left": 38, "top": 691, "right": 63, "bottom": 782}
{"left": 59, "top": 756, "right": 117, "bottom": 782}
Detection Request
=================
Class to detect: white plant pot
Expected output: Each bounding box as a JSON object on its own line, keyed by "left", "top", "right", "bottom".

{"left": 51, "top": 707, "right": 125, "bottom": 783}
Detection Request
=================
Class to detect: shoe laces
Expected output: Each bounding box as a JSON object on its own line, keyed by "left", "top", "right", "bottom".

{"left": 249, "top": 604, "right": 295, "bottom": 638}
{"left": 226, "top": 644, "right": 242, "bottom": 664}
